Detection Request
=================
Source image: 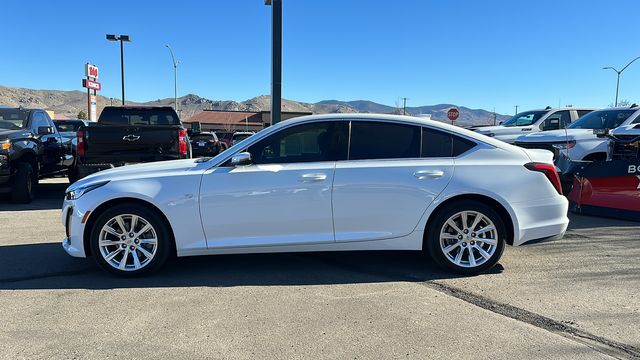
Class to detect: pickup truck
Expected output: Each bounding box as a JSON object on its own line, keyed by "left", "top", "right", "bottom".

{"left": 473, "top": 107, "right": 595, "bottom": 143}
{"left": 515, "top": 106, "right": 640, "bottom": 163}
{"left": 0, "top": 107, "right": 74, "bottom": 203}
{"left": 74, "top": 106, "right": 190, "bottom": 179}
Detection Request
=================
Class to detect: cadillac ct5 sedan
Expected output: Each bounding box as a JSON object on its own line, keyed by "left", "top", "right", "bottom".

{"left": 62, "top": 114, "right": 569, "bottom": 276}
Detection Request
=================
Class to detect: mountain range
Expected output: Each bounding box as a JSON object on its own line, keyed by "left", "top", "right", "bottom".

{"left": 0, "top": 85, "right": 510, "bottom": 126}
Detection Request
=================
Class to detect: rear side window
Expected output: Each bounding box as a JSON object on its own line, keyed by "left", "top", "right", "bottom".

{"left": 422, "top": 127, "right": 476, "bottom": 157}
{"left": 349, "top": 121, "right": 420, "bottom": 160}
{"left": 577, "top": 110, "right": 593, "bottom": 118}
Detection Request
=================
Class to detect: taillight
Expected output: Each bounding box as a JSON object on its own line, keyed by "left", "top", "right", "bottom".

{"left": 525, "top": 162, "right": 562, "bottom": 195}
{"left": 178, "top": 129, "right": 187, "bottom": 155}
{"left": 77, "top": 130, "right": 85, "bottom": 157}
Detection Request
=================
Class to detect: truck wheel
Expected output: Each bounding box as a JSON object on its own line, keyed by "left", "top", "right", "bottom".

{"left": 11, "top": 162, "right": 36, "bottom": 203}
{"left": 68, "top": 168, "right": 78, "bottom": 184}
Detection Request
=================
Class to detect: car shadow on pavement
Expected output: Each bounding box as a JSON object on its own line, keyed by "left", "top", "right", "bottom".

{"left": 0, "top": 243, "right": 499, "bottom": 290}
{"left": 0, "top": 180, "right": 66, "bottom": 211}
{"left": 567, "top": 213, "right": 639, "bottom": 230}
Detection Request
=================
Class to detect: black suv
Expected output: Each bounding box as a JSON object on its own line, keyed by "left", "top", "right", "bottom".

{"left": 0, "top": 107, "right": 75, "bottom": 203}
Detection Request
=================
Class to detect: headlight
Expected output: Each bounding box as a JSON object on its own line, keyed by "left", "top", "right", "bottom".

{"left": 1, "top": 140, "right": 9, "bottom": 151}
{"left": 65, "top": 181, "right": 110, "bottom": 200}
{"left": 552, "top": 141, "right": 576, "bottom": 150}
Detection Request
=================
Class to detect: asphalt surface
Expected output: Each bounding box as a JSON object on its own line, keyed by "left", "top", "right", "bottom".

{"left": 0, "top": 178, "right": 638, "bottom": 359}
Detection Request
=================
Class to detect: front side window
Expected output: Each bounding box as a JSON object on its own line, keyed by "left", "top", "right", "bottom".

{"left": 248, "top": 121, "right": 348, "bottom": 164}
{"left": 541, "top": 110, "right": 571, "bottom": 130}
{"left": 349, "top": 121, "right": 420, "bottom": 160}
{"left": 0, "top": 109, "right": 30, "bottom": 130}
{"left": 32, "top": 112, "right": 49, "bottom": 129}
{"left": 568, "top": 109, "right": 635, "bottom": 129}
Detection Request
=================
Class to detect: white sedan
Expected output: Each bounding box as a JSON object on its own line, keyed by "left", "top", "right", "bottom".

{"left": 62, "top": 114, "right": 569, "bottom": 276}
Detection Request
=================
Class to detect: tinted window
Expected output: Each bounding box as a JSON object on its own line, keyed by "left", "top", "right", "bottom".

{"left": 568, "top": 109, "right": 635, "bottom": 129}
{"left": 502, "top": 110, "right": 547, "bottom": 127}
{"left": 577, "top": 110, "right": 593, "bottom": 118}
{"left": 191, "top": 133, "right": 217, "bottom": 141}
{"left": 98, "top": 108, "right": 180, "bottom": 126}
{"left": 422, "top": 127, "right": 476, "bottom": 157}
{"left": 54, "top": 120, "right": 83, "bottom": 132}
{"left": 349, "top": 121, "right": 420, "bottom": 160}
{"left": 248, "top": 121, "right": 348, "bottom": 164}
{"left": 541, "top": 110, "right": 571, "bottom": 130}
{"left": 32, "top": 112, "right": 49, "bottom": 129}
{"left": 0, "top": 109, "right": 29, "bottom": 129}
{"left": 232, "top": 134, "right": 253, "bottom": 142}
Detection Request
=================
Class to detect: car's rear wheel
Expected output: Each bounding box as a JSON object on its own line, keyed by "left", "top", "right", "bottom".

{"left": 426, "top": 200, "right": 506, "bottom": 274}
{"left": 90, "top": 204, "right": 172, "bottom": 277}
{"left": 11, "top": 162, "right": 36, "bottom": 203}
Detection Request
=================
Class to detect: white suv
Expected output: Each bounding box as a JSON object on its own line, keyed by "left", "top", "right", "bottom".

{"left": 474, "top": 107, "right": 595, "bottom": 143}
{"left": 514, "top": 106, "right": 640, "bottom": 163}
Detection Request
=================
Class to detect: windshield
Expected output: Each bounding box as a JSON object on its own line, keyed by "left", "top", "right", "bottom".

{"left": 567, "top": 109, "right": 635, "bottom": 129}
{"left": 191, "top": 133, "right": 217, "bottom": 141}
{"left": 0, "top": 109, "right": 30, "bottom": 130}
{"left": 232, "top": 133, "right": 253, "bottom": 141}
{"left": 502, "top": 110, "right": 548, "bottom": 127}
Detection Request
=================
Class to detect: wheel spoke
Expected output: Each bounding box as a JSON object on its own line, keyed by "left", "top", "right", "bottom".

{"left": 134, "top": 224, "right": 152, "bottom": 238}
{"left": 103, "top": 225, "right": 122, "bottom": 238}
{"left": 99, "top": 239, "right": 123, "bottom": 247}
{"left": 139, "top": 238, "right": 157, "bottom": 245}
{"left": 132, "top": 250, "right": 142, "bottom": 269}
{"left": 115, "top": 216, "right": 128, "bottom": 234}
{"left": 446, "top": 219, "right": 464, "bottom": 235}
{"left": 130, "top": 215, "right": 139, "bottom": 233}
{"left": 474, "top": 245, "right": 492, "bottom": 260}
{"left": 454, "top": 247, "right": 464, "bottom": 264}
{"left": 470, "top": 214, "right": 483, "bottom": 232}
{"left": 443, "top": 241, "right": 463, "bottom": 254}
{"left": 475, "top": 237, "right": 497, "bottom": 246}
{"left": 468, "top": 246, "right": 477, "bottom": 267}
{"left": 135, "top": 245, "right": 153, "bottom": 260}
{"left": 476, "top": 225, "right": 495, "bottom": 235}
{"left": 118, "top": 248, "right": 130, "bottom": 269}
{"left": 105, "top": 248, "right": 123, "bottom": 262}
{"left": 461, "top": 211, "right": 469, "bottom": 229}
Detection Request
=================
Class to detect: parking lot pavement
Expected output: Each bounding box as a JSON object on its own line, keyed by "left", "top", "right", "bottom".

{"left": 0, "top": 178, "right": 638, "bottom": 359}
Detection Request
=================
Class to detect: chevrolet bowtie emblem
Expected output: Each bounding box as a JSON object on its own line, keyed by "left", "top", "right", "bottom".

{"left": 122, "top": 134, "right": 141, "bottom": 142}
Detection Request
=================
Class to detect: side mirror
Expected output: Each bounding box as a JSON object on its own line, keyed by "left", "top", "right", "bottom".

{"left": 230, "top": 152, "right": 252, "bottom": 166}
{"left": 37, "top": 126, "right": 53, "bottom": 135}
{"left": 498, "top": 121, "right": 503, "bottom": 125}
{"left": 543, "top": 119, "right": 560, "bottom": 131}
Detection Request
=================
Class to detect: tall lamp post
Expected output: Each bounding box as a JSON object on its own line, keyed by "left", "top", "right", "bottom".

{"left": 165, "top": 44, "right": 180, "bottom": 112}
{"left": 106, "top": 34, "right": 131, "bottom": 105}
{"left": 265, "top": 0, "right": 282, "bottom": 125}
{"left": 603, "top": 56, "right": 640, "bottom": 107}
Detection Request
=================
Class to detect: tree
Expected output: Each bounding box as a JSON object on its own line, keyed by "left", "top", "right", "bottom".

{"left": 608, "top": 99, "right": 633, "bottom": 107}
{"left": 77, "top": 110, "right": 88, "bottom": 120}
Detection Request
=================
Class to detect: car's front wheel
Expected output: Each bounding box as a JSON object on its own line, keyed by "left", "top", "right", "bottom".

{"left": 426, "top": 200, "right": 506, "bottom": 274}
{"left": 90, "top": 204, "right": 172, "bottom": 277}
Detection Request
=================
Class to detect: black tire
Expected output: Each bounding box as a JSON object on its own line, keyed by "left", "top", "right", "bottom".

{"left": 90, "top": 203, "right": 173, "bottom": 277}
{"left": 426, "top": 200, "right": 506, "bottom": 275}
{"left": 11, "top": 162, "right": 36, "bottom": 203}
{"left": 68, "top": 167, "right": 78, "bottom": 184}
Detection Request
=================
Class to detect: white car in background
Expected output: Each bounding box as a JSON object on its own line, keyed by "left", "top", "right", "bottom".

{"left": 474, "top": 107, "right": 594, "bottom": 143}
{"left": 62, "top": 114, "right": 568, "bottom": 276}
{"left": 514, "top": 106, "right": 640, "bottom": 163}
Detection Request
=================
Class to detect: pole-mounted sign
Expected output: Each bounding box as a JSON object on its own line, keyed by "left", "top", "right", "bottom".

{"left": 82, "top": 63, "right": 100, "bottom": 121}
{"left": 447, "top": 107, "right": 460, "bottom": 125}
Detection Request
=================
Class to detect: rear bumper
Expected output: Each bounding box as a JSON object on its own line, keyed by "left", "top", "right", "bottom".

{"left": 511, "top": 195, "right": 569, "bottom": 246}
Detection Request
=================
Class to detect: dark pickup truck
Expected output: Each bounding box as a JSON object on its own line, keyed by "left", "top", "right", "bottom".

{"left": 74, "top": 106, "right": 190, "bottom": 179}
{"left": 0, "top": 107, "right": 75, "bottom": 203}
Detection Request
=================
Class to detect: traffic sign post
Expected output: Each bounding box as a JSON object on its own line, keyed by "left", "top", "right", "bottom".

{"left": 82, "top": 63, "right": 100, "bottom": 121}
{"left": 447, "top": 107, "right": 460, "bottom": 125}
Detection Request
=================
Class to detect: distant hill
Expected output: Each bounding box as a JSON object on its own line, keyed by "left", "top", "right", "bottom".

{"left": 0, "top": 85, "right": 509, "bottom": 126}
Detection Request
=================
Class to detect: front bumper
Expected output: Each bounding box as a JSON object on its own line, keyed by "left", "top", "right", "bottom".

{"left": 61, "top": 200, "right": 89, "bottom": 258}
{"left": 511, "top": 195, "right": 569, "bottom": 246}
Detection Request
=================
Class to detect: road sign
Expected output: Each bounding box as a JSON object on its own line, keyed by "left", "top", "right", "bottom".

{"left": 447, "top": 108, "right": 460, "bottom": 122}
{"left": 82, "top": 78, "right": 102, "bottom": 91}
{"left": 85, "top": 63, "right": 99, "bottom": 79}
{"left": 89, "top": 94, "right": 97, "bottom": 122}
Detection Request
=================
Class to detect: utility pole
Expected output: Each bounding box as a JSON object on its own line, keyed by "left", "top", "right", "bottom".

{"left": 402, "top": 97, "right": 408, "bottom": 115}
{"left": 514, "top": 105, "right": 519, "bottom": 115}
{"left": 106, "top": 34, "right": 131, "bottom": 105}
{"left": 265, "top": 0, "right": 282, "bottom": 124}
{"left": 165, "top": 44, "right": 179, "bottom": 113}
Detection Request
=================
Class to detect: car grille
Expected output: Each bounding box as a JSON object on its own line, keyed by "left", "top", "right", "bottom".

{"left": 514, "top": 142, "right": 559, "bottom": 159}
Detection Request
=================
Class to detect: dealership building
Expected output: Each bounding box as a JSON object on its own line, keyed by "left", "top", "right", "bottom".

{"left": 184, "top": 109, "right": 312, "bottom": 133}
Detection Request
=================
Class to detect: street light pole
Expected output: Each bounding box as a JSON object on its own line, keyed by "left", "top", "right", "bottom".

{"left": 402, "top": 97, "right": 408, "bottom": 115}
{"left": 265, "top": 0, "right": 282, "bottom": 125}
{"left": 514, "top": 105, "right": 519, "bottom": 115}
{"left": 165, "top": 44, "right": 179, "bottom": 112}
{"left": 106, "top": 34, "right": 131, "bottom": 105}
{"left": 603, "top": 56, "right": 640, "bottom": 107}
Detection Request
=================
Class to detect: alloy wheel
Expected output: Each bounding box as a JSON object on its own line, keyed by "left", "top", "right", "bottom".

{"left": 98, "top": 214, "right": 158, "bottom": 271}
{"left": 439, "top": 210, "right": 498, "bottom": 268}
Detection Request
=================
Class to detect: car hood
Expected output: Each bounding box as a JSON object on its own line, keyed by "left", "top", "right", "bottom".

{"left": 70, "top": 158, "right": 209, "bottom": 190}
{"left": 0, "top": 128, "right": 28, "bottom": 141}
{"left": 515, "top": 129, "right": 595, "bottom": 143}
{"left": 611, "top": 124, "right": 640, "bottom": 136}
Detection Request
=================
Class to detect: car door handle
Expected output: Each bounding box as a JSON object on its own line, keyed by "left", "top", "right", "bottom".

{"left": 414, "top": 170, "right": 445, "bottom": 179}
{"left": 300, "top": 173, "right": 327, "bottom": 182}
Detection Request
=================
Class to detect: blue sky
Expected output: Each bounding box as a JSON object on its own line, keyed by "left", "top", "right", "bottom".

{"left": 1, "top": 0, "right": 639, "bottom": 114}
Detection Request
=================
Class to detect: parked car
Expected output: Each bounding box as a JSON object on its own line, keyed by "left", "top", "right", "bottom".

{"left": 473, "top": 107, "right": 594, "bottom": 143}
{"left": 0, "top": 107, "right": 74, "bottom": 202}
{"left": 607, "top": 121, "right": 640, "bottom": 160}
{"left": 515, "top": 106, "right": 640, "bottom": 162}
{"left": 63, "top": 114, "right": 568, "bottom": 276}
{"left": 189, "top": 132, "right": 222, "bottom": 157}
{"left": 74, "top": 106, "right": 190, "bottom": 180}
{"left": 230, "top": 131, "right": 255, "bottom": 146}
{"left": 216, "top": 131, "right": 233, "bottom": 149}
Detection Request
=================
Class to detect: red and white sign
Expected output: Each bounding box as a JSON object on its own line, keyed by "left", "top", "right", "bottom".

{"left": 89, "top": 94, "right": 97, "bottom": 122}
{"left": 447, "top": 107, "right": 460, "bottom": 121}
{"left": 85, "top": 63, "right": 99, "bottom": 79}
{"left": 82, "top": 78, "right": 101, "bottom": 91}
